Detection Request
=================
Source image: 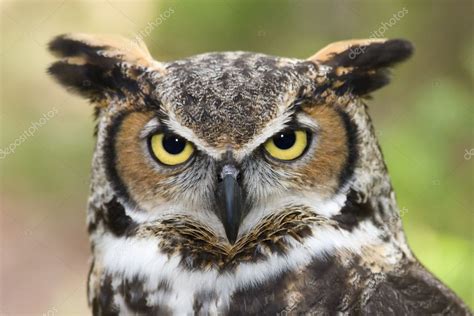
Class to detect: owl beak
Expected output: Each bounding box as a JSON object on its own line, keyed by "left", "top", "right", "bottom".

{"left": 216, "top": 164, "right": 243, "bottom": 244}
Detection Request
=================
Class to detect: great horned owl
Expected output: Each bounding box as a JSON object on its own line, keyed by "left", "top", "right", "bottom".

{"left": 48, "top": 34, "right": 470, "bottom": 315}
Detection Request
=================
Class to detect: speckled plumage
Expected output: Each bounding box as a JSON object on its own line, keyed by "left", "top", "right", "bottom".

{"left": 48, "top": 34, "right": 470, "bottom": 315}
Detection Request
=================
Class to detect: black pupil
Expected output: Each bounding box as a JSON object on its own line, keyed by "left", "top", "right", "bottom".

{"left": 162, "top": 134, "right": 186, "bottom": 155}
{"left": 273, "top": 131, "right": 297, "bottom": 150}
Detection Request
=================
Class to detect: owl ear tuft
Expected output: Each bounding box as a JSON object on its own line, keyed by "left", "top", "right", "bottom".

{"left": 308, "top": 39, "right": 414, "bottom": 96}
{"left": 47, "top": 33, "right": 161, "bottom": 101}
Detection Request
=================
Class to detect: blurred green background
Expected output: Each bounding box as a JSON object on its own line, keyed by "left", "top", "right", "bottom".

{"left": 1, "top": 0, "right": 472, "bottom": 314}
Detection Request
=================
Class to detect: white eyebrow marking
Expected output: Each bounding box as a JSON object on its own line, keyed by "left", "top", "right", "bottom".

{"left": 295, "top": 112, "right": 319, "bottom": 131}
{"left": 139, "top": 118, "right": 160, "bottom": 139}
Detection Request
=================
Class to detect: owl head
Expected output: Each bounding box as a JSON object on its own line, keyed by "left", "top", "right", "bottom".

{"left": 48, "top": 34, "right": 413, "bottom": 253}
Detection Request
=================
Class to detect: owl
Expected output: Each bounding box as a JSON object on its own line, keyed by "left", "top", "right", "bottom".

{"left": 48, "top": 34, "right": 470, "bottom": 315}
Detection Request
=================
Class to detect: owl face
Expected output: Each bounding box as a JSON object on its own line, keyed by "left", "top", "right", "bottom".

{"left": 48, "top": 34, "right": 412, "bottom": 245}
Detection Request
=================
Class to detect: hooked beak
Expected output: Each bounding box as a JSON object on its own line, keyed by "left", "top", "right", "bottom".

{"left": 216, "top": 164, "right": 243, "bottom": 244}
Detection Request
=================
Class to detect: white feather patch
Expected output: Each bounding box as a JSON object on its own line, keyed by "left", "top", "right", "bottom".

{"left": 97, "top": 220, "right": 382, "bottom": 314}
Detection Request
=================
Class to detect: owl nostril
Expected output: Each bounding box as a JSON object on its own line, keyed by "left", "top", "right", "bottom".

{"left": 217, "top": 168, "right": 241, "bottom": 183}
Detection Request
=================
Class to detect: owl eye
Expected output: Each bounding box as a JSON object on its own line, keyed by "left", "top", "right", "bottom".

{"left": 149, "top": 133, "right": 194, "bottom": 166}
{"left": 264, "top": 130, "right": 308, "bottom": 161}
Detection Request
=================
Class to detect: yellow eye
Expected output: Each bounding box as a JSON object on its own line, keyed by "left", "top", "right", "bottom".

{"left": 149, "top": 133, "right": 194, "bottom": 166}
{"left": 263, "top": 130, "right": 308, "bottom": 161}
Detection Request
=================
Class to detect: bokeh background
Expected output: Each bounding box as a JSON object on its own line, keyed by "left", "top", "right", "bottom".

{"left": 1, "top": 0, "right": 472, "bottom": 314}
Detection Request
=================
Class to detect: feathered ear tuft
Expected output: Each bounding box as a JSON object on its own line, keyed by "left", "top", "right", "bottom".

{"left": 47, "top": 33, "right": 162, "bottom": 101}
{"left": 308, "top": 39, "right": 414, "bottom": 96}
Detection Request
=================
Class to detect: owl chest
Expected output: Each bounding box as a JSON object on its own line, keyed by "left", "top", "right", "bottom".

{"left": 89, "top": 255, "right": 288, "bottom": 315}
{"left": 88, "top": 247, "right": 363, "bottom": 315}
